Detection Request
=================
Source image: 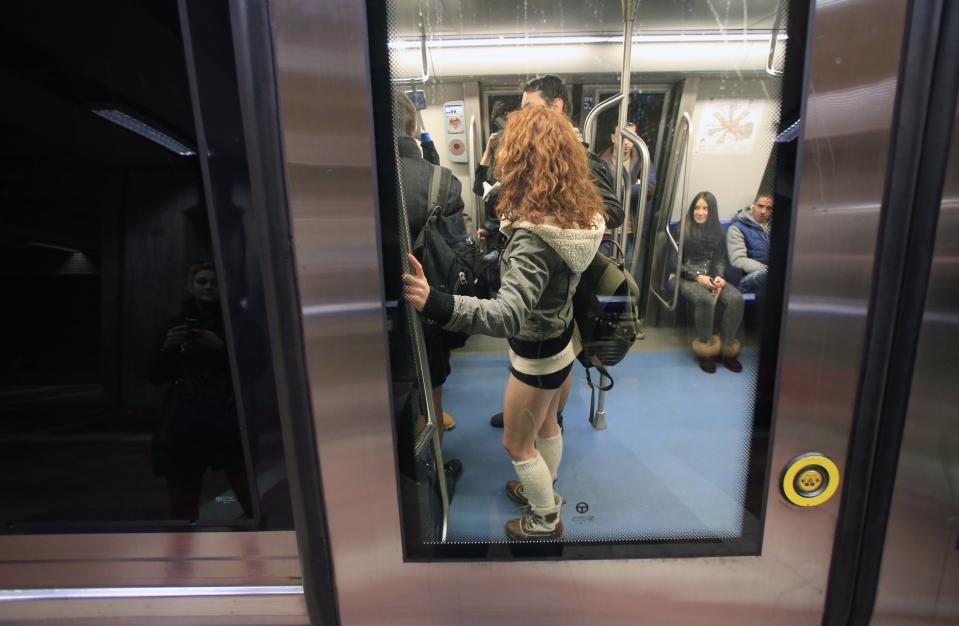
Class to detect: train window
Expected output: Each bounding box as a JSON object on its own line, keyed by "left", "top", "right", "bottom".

{"left": 0, "top": 2, "right": 293, "bottom": 532}
{"left": 376, "top": 0, "right": 798, "bottom": 559}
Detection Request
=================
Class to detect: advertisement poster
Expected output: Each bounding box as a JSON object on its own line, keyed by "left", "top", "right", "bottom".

{"left": 694, "top": 98, "right": 765, "bottom": 154}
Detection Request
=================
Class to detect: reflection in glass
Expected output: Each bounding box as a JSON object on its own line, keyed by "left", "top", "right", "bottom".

{"left": 380, "top": 0, "right": 796, "bottom": 558}
{"left": 148, "top": 263, "right": 253, "bottom": 521}
{"left": 0, "top": 1, "right": 292, "bottom": 532}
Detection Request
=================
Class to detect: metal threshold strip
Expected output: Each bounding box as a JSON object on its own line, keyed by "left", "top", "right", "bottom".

{"left": 0, "top": 586, "right": 304, "bottom": 602}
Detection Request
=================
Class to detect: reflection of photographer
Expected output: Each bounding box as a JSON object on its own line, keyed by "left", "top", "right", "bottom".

{"left": 148, "top": 262, "right": 252, "bottom": 521}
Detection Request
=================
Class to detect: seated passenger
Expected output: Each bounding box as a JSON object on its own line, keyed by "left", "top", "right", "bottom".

{"left": 676, "top": 191, "right": 744, "bottom": 374}
{"left": 404, "top": 106, "right": 606, "bottom": 541}
{"left": 395, "top": 92, "right": 461, "bottom": 435}
{"left": 727, "top": 192, "right": 773, "bottom": 297}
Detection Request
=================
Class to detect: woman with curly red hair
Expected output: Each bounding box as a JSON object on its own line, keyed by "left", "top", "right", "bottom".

{"left": 404, "top": 106, "right": 605, "bottom": 541}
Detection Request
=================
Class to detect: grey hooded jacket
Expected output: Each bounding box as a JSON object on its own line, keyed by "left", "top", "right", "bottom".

{"left": 423, "top": 215, "right": 605, "bottom": 343}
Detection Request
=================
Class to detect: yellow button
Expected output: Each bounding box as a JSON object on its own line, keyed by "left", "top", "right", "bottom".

{"left": 781, "top": 453, "right": 840, "bottom": 507}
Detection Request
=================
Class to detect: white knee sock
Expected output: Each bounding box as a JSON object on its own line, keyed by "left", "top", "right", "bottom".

{"left": 512, "top": 452, "right": 555, "bottom": 513}
{"left": 535, "top": 432, "right": 563, "bottom": 482}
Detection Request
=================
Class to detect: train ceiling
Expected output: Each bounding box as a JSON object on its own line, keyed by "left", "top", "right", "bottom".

{"left": 389, "top": 0, "right": 782, "bottom": 38}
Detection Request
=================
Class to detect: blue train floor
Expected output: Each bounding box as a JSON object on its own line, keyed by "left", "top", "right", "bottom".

{"left": 440, "top": 349, "right": 758, "bottom": 543}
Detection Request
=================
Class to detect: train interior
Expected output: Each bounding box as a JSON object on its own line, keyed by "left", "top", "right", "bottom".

{"left": 381, "top": 0, "right": 789, "bottom": 549}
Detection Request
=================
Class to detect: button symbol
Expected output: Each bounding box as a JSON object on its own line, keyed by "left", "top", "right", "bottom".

{"left": 575, "top": 502, "right": 589, "bottom": 514}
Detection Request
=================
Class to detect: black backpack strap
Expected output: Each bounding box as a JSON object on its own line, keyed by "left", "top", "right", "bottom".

{"left": 428, "top": 164, "right": 453, "bottom": 213}
{"left": 584, "top": 356, "right": 614, "bottom": 423}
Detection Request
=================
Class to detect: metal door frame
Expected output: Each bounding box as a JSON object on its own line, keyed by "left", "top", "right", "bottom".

{"left": 271, "top": 0, "right": 914, "bottom": 622}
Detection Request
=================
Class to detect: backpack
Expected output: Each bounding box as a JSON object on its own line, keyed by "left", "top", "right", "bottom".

{"left": 572, "top": 239, "right": 642, "bottom": 423}
{"left": 411, "top": 164, "right": 486, "bottom": 349}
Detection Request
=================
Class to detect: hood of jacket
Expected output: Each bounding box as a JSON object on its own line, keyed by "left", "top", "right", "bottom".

{"left": 500, "top": 213, "right": 605, "bottom": 273}
{"left": 731, "top": 205, "right": 766, "bottom": 231}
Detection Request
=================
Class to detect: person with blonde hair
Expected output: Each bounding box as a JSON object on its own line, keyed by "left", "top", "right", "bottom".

{"left": 404, "top": 106, "right": 606, "bottom": 541}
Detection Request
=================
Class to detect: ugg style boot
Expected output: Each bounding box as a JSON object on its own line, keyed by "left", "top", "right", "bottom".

{"left": 692, "top": 335, "right": 721, "bottom": 373}
{"left": 505, "top": 494, "right": 564, "bottom": 541}
{"left": 721, "top": 338, "right": 743, "bottom": 373}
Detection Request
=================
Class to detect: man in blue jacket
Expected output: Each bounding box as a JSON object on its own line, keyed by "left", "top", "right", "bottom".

{"left": 726, "top": 192, "right": 773, "bottom": 297}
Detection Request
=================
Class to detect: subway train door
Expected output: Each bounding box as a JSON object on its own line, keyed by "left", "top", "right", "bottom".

{"left": 271, "top": 0, "right": 959, "bottom": 622}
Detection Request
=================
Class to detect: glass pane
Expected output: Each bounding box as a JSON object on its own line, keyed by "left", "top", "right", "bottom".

{"left": 0, "top": 1, "right": 293, "bottom": 532}
{"left": 377, "top": 0, "right": 798, "bottom": 558}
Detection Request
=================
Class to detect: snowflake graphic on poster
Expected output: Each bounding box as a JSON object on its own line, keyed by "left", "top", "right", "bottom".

{"left": 695, "top": 98, "right": 764, "bottom": 154}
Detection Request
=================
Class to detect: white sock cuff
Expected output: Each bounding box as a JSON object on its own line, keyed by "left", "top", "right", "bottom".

{"left": 536, "top": 432, "right": 562, "bottom": 445}
{"left": 512, "top": 451, "right": 543, "bottom": 470}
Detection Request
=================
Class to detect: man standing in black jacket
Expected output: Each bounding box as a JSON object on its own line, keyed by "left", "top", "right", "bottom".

{"left": 475, "top": 75, "right": 624, "bottom": 243}
{"left": 395, "top": 92, "right": 464, "bottom": 443}
{"left": 473, "top": 75, "right": 624, "bottom": 428}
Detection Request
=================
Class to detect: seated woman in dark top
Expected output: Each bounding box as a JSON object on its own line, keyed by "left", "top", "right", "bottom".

{"left": 676, "top": 191, "right": 744, "bottom": 373}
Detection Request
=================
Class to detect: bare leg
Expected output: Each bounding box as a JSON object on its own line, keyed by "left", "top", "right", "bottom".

{"left": 502, "top": 374, "right": 560, "bottom": 462}
{"left": 501, "top": 374, "right": 565, "bottom": 537}
{"left": 542, "top": 371, "right": 571, "bottom": 437}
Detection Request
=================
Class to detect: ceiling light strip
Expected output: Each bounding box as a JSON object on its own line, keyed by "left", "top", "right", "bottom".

{"left": 388, "top": 32, "right": 787, "bottom": 50}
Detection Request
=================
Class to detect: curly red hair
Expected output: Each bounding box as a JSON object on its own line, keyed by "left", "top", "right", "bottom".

{"left": 493, "top": 106, "right": 605, "bottom": 229}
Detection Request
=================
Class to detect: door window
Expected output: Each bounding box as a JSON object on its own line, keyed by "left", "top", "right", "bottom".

{"left": 377, "top": 0, "right": 798, "bottom": 559}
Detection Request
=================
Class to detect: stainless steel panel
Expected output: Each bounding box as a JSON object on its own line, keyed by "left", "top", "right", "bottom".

{"left": 0, "top": 532, "right": 300, "bottom": 588}
{"left": 0, "top": 594, "right": 308, "bottom": 626}
{"left": 273, "top": 0, "right": 908, "bottom": 624}
{"left": 872, "top": 100, "right": 959, "bottom": 626}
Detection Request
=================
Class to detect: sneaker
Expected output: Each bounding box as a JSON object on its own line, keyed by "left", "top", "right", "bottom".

{"left": 442, "top": 411, "right": 456, "bottom": 431}
{"left": 505, "top": 479, "right": 562, "bottom": 506}
{"left": 505, "top": 511, "right": 564, "bottom": 541}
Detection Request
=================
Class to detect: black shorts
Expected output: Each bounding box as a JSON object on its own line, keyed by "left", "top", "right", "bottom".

{"left": 509, "top": 362, "right": 573, "bottom": 390}
{"left": 423, "top": 325, "right": 451, "bottom": 387}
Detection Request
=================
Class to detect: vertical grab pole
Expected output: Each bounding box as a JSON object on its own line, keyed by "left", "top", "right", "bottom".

{"left": 468, "top": 115, "right": 482, "bottom": 234}
{"left": 594, "top": 0, "right": 641, "bottom": 431}
{"left": 394, "top": 144, "right": 449, "bottom": 543}
{"left": 613, "top": 0, "right": 641, "bottom": 254}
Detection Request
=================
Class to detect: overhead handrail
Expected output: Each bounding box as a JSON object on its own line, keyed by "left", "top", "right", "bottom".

{"left": 766, "top": 12, "right": 785, "bottom": 77}
{"left": 649, "top": 112, "right": 692, "bottom": 312}
{"left": 619, "top": 126, "right": 650, "bottom": 272}
{"left": 392, "top": 21, "right": 430, "bottom": 84}
{"left": 392, "top": 140, "right": 449, "bottom": 542}
{"left": 583, "top": 93, "right": 624, "bottom": 151}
